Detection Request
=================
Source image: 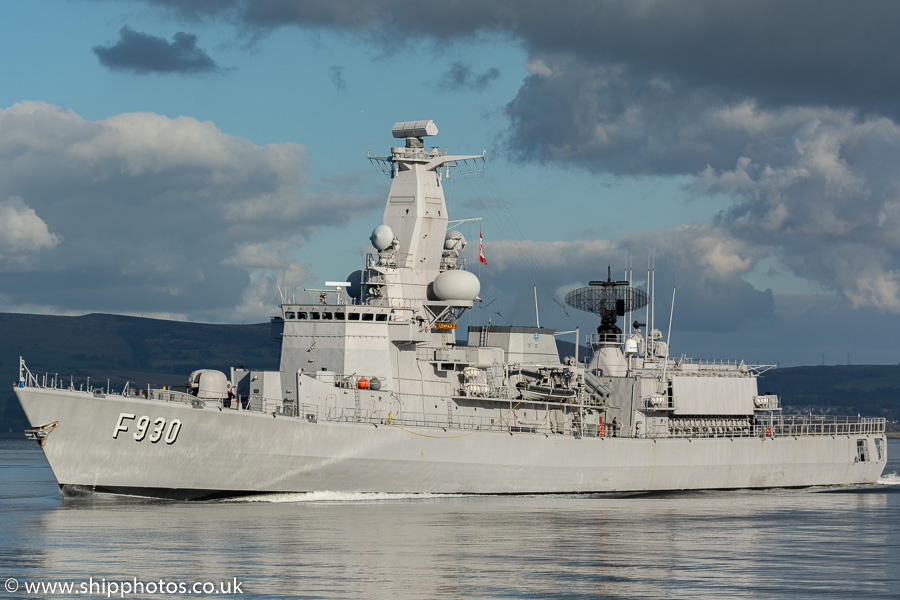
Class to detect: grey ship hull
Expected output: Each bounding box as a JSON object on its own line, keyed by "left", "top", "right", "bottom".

{"left": 17, "top": 387, "right": 887, "bottom": 500}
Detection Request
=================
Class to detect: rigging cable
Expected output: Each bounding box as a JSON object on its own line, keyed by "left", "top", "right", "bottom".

{"left": 454, "top": 160, "right": 576, "bottom": 326}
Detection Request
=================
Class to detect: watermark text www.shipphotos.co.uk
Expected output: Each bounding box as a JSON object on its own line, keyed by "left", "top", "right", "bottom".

{"left": 5, "top": 576, "right": 243, "bottom": 597}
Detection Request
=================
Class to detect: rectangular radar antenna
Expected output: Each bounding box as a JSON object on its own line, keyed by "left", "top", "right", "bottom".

{"left": 392, "top": 120, "right": 439, "bottom": 139}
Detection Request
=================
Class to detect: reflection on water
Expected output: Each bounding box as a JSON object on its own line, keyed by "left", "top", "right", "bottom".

{"left": 2, "top": 438, "right": 900, "bottom": 599}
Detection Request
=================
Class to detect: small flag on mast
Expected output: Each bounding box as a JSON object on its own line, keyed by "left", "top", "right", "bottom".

{"left": 479, "top": 228, "right": 487, "bottom": 265}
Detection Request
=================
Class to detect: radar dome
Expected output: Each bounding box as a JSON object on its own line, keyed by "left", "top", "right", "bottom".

{"left": 346, "top": 270, "right": 364, "bottom": 299}
{"left": 624, "top": 337, "right": 639, "bottom": 356}
{"left": 444, "top": 230, "right": 465, "bottom": 250}
{"left": 433, "top": 270, "right": 480, "bottom": 302}
{"left": 370, "top": 225, "right": 394, "bottom": 251}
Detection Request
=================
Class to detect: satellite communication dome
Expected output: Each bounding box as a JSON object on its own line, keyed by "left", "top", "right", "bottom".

{"left": 624, "top": 337, "right": 639, "bottom": 355}
{"left": 433, "top": 270, "right": 480, "bottom": 302}
{"left": 370, "top": 225, "right": 394, "bottom": 251}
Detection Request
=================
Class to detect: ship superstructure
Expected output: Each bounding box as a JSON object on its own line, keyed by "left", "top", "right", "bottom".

{"left": 14, "top": 120, "right": 887, "bottom": 499}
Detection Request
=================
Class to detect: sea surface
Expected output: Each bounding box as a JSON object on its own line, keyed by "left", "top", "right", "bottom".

{"left": 1, "top": 437, "right": 899, "bottom": 600}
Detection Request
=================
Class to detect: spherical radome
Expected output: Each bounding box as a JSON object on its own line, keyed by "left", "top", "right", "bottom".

{"left": 444, "top": 230, "right": 465, "bottom": 249}
{"left": 370, "top": 224, "right": 393, "bottom": 251}
{"left": 433, "top": 270, "right": 480, "bottom": 302}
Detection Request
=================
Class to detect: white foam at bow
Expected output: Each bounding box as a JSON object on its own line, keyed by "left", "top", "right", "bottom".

{"left": 877, "top": 471, "right": 900, "bottom": 485}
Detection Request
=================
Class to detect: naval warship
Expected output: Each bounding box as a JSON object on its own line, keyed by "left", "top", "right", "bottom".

{"left": 15, "top": 120, "right": 887, "bottom": 499}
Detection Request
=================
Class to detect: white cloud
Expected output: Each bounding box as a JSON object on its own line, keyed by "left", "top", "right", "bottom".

{"left": 524, "top": 58, "right": 552, "bottom": 77}
{"left": 845, "top": 269, "right": 900, "bottom": 312}
{"left": 690, "top": 229, "right": 754, "bottom": 277}
{"left": 504, "top": 55, "right": 900, "bottom": 315}
{"left": 222, "top": 241, "right": 295, "bottom": 269}
{"left": 0, "top": 101, "right": 381, "bottom": 320}
{"left": 222, "top": 263, "right": 311, "bottom": 323}
{"left": 0, "top": 196, "right": 60, "bottom": 270}
{"left": 696, "top": 106, "right": 900, "bottom": 312}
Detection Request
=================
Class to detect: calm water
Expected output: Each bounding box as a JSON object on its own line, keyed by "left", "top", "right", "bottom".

{"left": 1, "top": 438, "right": 899, "bottom": 600}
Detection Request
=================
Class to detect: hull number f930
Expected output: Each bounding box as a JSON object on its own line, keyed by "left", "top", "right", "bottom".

{"left": 113, "top": 413, "right": 182, "bottom": 444}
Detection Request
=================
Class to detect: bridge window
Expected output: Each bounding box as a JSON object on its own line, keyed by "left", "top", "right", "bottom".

{"left": 362, "top": 313, "right": 374, "bottom": 321}
{"left": 322, "top": 312, "right": 333, "bottom": 320}
{"left": 348, "top": 312, "right": 360, "bottom": 321}
{"left": 335, "top": 312, "right": 345, "bottom": 320}
{"left": 285, "top": 311, "right": 295, "bottom": 319}
{"left": 311, "top": 312, "right": 321, "bottom": 320}
{"left": 376, "top": 314, "right": 387, "bottom": 322}
{"left": 297, "top": 312, "right": 308, "bottom": 320}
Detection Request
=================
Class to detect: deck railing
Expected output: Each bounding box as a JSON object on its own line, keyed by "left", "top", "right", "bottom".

{"left": 659, "top": 415, "right": 885, "bottom": 439}
{"left": 16, "top": 358, "right": 888, "bottom": 440}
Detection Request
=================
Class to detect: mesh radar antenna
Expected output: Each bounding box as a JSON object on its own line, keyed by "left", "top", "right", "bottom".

{"left": 564, "top": 266, "right": 649, "bottom": 342}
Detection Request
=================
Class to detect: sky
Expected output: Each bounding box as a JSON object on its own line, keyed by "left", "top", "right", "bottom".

{"left": 2, "top": 0, "right": 900, "bottom": 366}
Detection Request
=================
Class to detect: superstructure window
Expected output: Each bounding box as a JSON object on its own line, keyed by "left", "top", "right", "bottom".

{"left": 348, "top": 313, "right": 360, "bottom": 321}
{"left": 298, "top": 312, "right": 308, "bottom": 320}
{"left": 285, "top": 311, "right": 295, "bottom": 319}
{"left": 362, "top": 313, "right": 374, "bottom": 321}
{"left": 322, "top": 312, "right": 333, "bottom": 320}
{"left": 375, "top": 314, "right": 387, "bottom": 322}
{"left": 335, "top": 312, "right": 345, "bottom": 320}
{"left": 311, "top": 312, "right": 321, "bottom": 320}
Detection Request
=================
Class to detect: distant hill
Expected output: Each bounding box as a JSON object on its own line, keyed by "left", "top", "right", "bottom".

{"left": 1, "top": 313, "right": 279, "bottom": 434}
{"left": 2, "top": 312, "right": 898, "bottom": 434}
{"left": 759, "top": 365, "right": 900, "bottom": 426}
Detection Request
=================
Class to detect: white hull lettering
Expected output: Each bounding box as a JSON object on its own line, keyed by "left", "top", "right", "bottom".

{"left": 113, "top": 413, "right": 182, "bottom": 445}
{"left": 112, "top": 413, "right": 135, "bottom": 439}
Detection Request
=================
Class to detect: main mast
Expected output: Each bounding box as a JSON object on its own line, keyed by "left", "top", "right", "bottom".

{"left": 277, "top": 120, "right": 486, "bottom": 382}
{"left": 365, "top": 120, "right": 485, "bottom": 312}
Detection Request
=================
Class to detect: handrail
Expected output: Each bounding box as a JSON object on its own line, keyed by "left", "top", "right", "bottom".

{"left": 15, "top": 358, "right": 887, "bottom": 440}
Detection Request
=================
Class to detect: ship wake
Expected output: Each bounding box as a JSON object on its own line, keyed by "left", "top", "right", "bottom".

{"left": 877, "top": 471, "right": 900, "bottom": 485}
